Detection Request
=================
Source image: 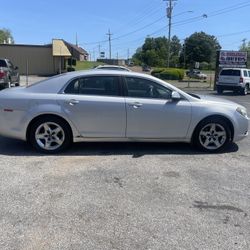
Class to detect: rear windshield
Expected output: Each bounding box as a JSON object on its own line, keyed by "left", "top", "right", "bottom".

{"left": 220, "top": 69, "right": 240, "bottom": 76}
{"left": 0, "top": 60, "right": 7, "bottom": 67}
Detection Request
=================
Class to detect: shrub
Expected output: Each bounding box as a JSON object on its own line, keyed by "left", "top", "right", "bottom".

{"left": 67, "top": 67, "right": 75, "bottom": 72}
{"left": 151, "top": 68, "right": 184, "bottom": 80}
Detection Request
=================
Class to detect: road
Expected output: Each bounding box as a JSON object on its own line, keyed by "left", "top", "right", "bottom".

{"left": 0, "top": 87, "right": 249, "bottom": 249}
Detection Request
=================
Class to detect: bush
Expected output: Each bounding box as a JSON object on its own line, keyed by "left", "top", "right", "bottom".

{"left": 67, "top": 67, "right": 75, "bottom": 72}
{"left": 151, "top": 68, "right": 184, "bottom": 80}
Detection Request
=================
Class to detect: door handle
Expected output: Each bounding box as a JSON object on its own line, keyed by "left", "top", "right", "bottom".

{"left": 128, "top": 102, "right": 142, "bottom": 108}
{"left": 67, "top": 99, "right": 79, "bottom": 106}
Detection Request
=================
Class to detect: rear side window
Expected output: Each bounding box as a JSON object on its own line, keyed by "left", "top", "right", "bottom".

{"left": 243, "top": 70, "right": 248, "bottom": 77}
{"left": 248, "top": 71, "right": 250, "bottom": 77}
{"left": 220, "top": 69, "right": 240, "bottom": 76}
{"left": 0, "top": 60, "right": 7, "bottom": 67}
{"left": 64, "top": 76, "right": 120, "bottom": 96}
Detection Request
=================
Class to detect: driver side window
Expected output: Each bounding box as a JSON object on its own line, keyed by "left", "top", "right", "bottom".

{"left": 125, "top": 77, "right": 172, "bottom": 99}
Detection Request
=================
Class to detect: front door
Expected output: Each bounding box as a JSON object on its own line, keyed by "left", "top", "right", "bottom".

{"left": 124, "top": 77, "right": 192, "bottom": 139}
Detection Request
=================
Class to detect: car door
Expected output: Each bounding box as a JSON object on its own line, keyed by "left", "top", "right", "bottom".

{"left": 59, "top": 75, "right": 126, "bottom": 138}
{"left": 124, "top": 76, "right": 192, "bottom": 139}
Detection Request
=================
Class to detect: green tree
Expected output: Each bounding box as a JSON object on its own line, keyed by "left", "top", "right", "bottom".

{"left": 240, "top": 40, "right": 250, "bottom": 52}
{"left": 132, "top": 36, "right": 182, "bottom": 67}
{"left": 180, "top": 31, "right": 221, "bottom": 69}
{"left": 0, "top": 28, "right": 14, "bottom": 44}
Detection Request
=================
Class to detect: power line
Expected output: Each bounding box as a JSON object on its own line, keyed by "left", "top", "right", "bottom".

{"left": 81, "top": 0, "right": 250, "bottom": 51}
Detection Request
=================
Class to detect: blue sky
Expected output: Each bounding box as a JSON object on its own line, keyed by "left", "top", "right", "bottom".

{"left": 1, "top": 0, "right": 250, "bottom": 59}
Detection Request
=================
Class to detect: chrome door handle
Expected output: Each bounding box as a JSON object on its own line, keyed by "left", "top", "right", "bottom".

{"left": 67, "top": 99, "right": 79, "bottom": 106}
{"left": 128, "top": 102, "right": 142, "bottom": 108}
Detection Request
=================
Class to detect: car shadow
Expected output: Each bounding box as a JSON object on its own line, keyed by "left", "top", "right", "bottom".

{"left": 0, "top": 136, "right": 239, "bottom": 157}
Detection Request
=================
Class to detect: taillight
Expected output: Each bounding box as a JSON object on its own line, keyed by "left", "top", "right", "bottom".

{"left": 0, "top": 70, "right": 6, "bottom": 79}
{"left": 240, "top": 77, "right": 244, "bottom": 84}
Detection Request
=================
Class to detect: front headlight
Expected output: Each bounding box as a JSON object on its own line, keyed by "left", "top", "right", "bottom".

{"left": 236, "top": 107, "right": 249, "bottom": 119}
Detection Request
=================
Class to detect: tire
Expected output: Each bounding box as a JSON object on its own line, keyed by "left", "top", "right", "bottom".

{"left": 193, "top": 117, "right": 231, "bottom": 153}
{"left": 7, "top": 79, "right": 11, "bottom": 88}
{"left": 240, "top": 84, "right": 248, "bottom": 95}
{"left": 29, "top": 116, "right": 72, "bottom": 153}
{"left": 217, "top": 86, "right": 223, "bottom": 94}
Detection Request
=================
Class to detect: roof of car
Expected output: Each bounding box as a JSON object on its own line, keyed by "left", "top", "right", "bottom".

{"left": 95, "top": 65, "right": 131, "bottom": 71}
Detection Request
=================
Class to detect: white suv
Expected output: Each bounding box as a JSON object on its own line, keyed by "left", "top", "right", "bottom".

{"left": 217, "top": 68, "right": 250, "bottom": 95}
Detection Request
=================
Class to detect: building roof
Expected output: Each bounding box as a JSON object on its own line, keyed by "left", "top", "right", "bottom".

{"left": 64, "top": 41, "right": 89, "bottom": 55}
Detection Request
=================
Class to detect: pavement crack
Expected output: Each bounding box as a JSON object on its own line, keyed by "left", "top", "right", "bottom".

{"left": 193, "top": 201, "right": 247, "bottom": 216}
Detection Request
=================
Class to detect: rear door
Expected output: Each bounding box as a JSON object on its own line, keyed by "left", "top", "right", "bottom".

{"left": 59, "top": 75, "right": 126, "bottom": 138}
{"left": 219, "top": 69, "right": 241, "bottom": 85}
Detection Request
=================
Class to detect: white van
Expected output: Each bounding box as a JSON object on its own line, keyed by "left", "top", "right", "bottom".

{"left": 216, "top": 68, "right": 250, "bottom": 95}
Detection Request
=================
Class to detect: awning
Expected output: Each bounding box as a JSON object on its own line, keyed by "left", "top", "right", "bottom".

{"left": 52, "top": 39, "right": 71, "bottom": 56}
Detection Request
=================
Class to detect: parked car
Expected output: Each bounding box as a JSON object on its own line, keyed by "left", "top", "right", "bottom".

{"left": 216, "top": 68, "right": 250, "bottom": 95}
{"left": 95, "top": 65, "right": 131, "bottom": 72}
{"left": 0, "top": 58, "right": 20, "bottom": 89}
{"left": 0, "top": 70, "right": 248, "bottom": 153}
{"left": 142, "top": 65, "right": 151, "bottom": 72}
{"left": 186, "top": 69, "right": 207, "bottom": 80}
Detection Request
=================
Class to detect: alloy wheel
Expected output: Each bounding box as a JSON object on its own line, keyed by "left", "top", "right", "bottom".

{"left": 35, "top": 122, "right": 65, "bottom": 151}
{"left": 199, "top": 123, "right": 227, "bottom": 150}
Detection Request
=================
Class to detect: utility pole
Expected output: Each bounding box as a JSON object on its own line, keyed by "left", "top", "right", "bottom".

{"left": 164, "top": 0, "right": 177, "bottom": 68}
{"left": 76, "top": 32, "right": 78, "bottom": 47}
{"left": 127, "top": 48, "right": 130, "bottom": 60}
{"left": 106, "top": 29, "right": 113, "bottom": 59}
{"left": 98, "top": 44, "right": 101, "bottom": 59}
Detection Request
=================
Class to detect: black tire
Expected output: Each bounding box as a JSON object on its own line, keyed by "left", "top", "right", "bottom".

{"left": 193, "top": 117, "right": 231, "bottom": 153}
{"left": 28, "top": 116, "right": 72, "bottom": 153}
{"left": 217, "top": 86, "right": 223, "bottom": 94}
{"left": 240, "top": 84, "right": 248, "bottom": 95}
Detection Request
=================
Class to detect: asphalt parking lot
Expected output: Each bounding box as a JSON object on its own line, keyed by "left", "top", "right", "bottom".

{"left": 0, "top": 79, "right": 250, "bottom": 249}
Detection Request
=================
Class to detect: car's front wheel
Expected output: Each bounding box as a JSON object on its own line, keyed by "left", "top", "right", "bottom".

{"left": 29, "top": 116, "right": 72, "bottom": 153}
{"left": 217, "top": 86, "right": 223, "bottom": 94}
{"left": 193, "top": 118, "right": 231, "bottom": 152}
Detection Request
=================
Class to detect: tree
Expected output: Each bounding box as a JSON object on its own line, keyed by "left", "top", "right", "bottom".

{"left": 240, "top": 40, "right": 250, "bottom": 53}
{"left": 0, "top": 28, "right": 14, "bottom": 44}
{"left": 180, "top": 32, "right": 221, "bottom": 69}
{"left": 132, "top": 36, "right": 182, "bottom": 67}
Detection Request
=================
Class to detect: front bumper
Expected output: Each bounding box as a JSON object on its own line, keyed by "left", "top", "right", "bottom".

{"left": 233, "top": 111, "right": 249, "bottom": 142}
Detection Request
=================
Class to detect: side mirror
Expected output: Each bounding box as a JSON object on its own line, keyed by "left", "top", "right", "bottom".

{"left": 171, "top": 91, "right": 181, "bottom": 101}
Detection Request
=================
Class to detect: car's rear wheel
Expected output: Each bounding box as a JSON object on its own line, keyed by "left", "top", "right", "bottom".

{"left": 240, "top": 84, "right": 248, "bottom": 95}
{"left": 29, "top": 116, "right": 72, "bottom": 153}
{"left": 193, "top": 118, "right": 231, "bottom": 152}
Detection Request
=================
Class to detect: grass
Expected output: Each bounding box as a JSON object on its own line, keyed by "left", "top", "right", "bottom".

{"left": 74, "top": 61, "right": 104, "bottom": 71}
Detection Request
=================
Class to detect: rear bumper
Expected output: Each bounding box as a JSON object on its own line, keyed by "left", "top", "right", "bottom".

{"left": 217, "top": 83, "right": 244, "bottom": 91}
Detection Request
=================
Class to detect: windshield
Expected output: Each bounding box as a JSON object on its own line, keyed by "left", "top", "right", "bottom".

{"left": 220, "top": 69, "right": 240, "bottom": 76}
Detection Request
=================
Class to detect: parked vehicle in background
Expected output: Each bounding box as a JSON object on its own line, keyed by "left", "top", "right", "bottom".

{"left": 0, "top": 70, "right": 248, "bottom": 153}
{"left": 142, "top": 65, "right": 151, "bottom": 72}
{"left": 95, "top": 65, "right": 131, "bottom": 72}
{"left": 186, "top": 69, "right": 207, "bottom": 80}
{"left": 217, "top": 68, "right": 250, "bottom": 95}
{"left": 0, "top": 58, "right": 20, "bottom": 89}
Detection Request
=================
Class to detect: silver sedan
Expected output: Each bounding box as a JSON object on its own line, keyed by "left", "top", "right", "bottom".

{"left": 0, "top": 70, "right": 248, "bottom": 153}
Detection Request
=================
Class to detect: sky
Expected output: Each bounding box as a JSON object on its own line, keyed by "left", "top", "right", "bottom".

{"left": 1, "top": 0, "right": 250, "bottom": 60}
